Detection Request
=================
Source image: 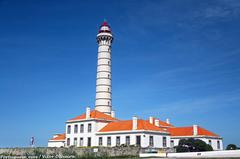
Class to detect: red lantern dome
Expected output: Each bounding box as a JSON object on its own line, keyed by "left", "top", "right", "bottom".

{"left": 98, "top": 20, "right": 112, "bottom": 33}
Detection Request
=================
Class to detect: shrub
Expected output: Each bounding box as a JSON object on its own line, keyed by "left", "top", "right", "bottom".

{"left": 226, "top": 144, "right": 237, "bottom": 150}
{"left": 175, "top": 138, "right": 213, "bottom": 152}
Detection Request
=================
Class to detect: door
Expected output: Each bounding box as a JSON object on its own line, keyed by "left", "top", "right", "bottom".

{"left": 87, "top": 137, "right": 91, "bottom": 147}
{"left": 136, "top": 135, "right": 141, "bottom": 146}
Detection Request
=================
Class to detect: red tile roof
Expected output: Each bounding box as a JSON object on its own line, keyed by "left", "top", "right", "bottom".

{"left": 99, "top": 119, "right": 169, "bottom": 133}
{"left": 197, "top": 126, "right": 219, "bottom": 137}
{"left": 168, "top": 126, "right": 219, "bottom": 137}
{"left": 49, "top": 133, "right": 65, "bottom": 141}
{"left": 169, "top": 127, "right": 193, "bottom": 136}
{"left": 67, "top": 110, "right": 117, "bottom": 122}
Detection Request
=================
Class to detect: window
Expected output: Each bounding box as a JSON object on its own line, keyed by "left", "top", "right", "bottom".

{"left": 87, "top": 137, "right": 91, "bottom": 147}
{"left": 209, "top": 140, "right": 212, "bottom": 146}
{"left": 108, "top": 101, "right": 110, "bottom": 106}
{"left": 74, "top": 138, "right": 77, "bottom": 146}
{"left": 67, "top": 138, "right": 70, "bottom": 146}
{"left": 136, "top": 136, "right": 141, "bottom": 146}
{"left": 149, "top": 136, "right": 154, "bottom": 147}
{"left": 163, "top": 137, "right": 167, "bottom": 147}
{"left": 107, "top": 137, "right": 111, "bottom": 146}
{"left": 126, "top": 136, "right": 130, "bottom": 146}
{"left": 217, "top": 140, "right": 220, "bottom": 149}
{"left": 108, "top": 61, "right": 110, "bottom": 65}
{"left": 80, "top": 138, "right": 83, "bottom": 146}
{"left": 88, "top": 123, "right": 92, "bottom": 132}
{"left": 108, "top": 87, "right": 110, "bottom": 92}
{"left": 80, "top": 124, "right": 84, "bottom": 133}
{"left": 67, "top": 125, "right": 71, "bottom": 134}
{"left": 98, "top": 137, "right": 103, "bottom": 146}
{"left": 116, "top": 136, "right": 120, "bottom": 146}
{"left": 108, "top": 74, "right": 110, "bottom": 79}
{"left": 74, "top": 124, "right": 78, "bottom": 133}
{"left": 170, "top": 140, "right": 174, "bottom": 148}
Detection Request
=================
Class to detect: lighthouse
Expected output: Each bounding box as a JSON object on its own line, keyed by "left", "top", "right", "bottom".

{"left": 95, "top": 21, "right": 113, "bottom": 115}
{"left": 48, "top": 21, "right": 224, "bottom": 151}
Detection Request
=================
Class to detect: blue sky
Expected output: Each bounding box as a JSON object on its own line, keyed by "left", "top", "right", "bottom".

{"left": 0, "top": 0, "right": 240, "bottom": 147}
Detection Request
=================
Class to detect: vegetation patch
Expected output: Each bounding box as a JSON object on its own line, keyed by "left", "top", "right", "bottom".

{"left": 175, "top": 138, "right": 213, "bottom": 152}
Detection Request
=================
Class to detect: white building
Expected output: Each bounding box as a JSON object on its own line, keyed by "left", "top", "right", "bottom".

{"left": 48, "top": 21, "right": 223, "bottom": 150}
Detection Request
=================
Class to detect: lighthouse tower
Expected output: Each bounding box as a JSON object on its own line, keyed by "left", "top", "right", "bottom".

{"left": 95, "top": 21, "right": 113, "bottom": 115}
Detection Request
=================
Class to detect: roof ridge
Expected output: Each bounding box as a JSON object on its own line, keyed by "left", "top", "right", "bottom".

{"left": 170, "top": 126, "right": 193, "bottom": 129}
{"left": 67, "top": 109, "right": 117, "bottom": 122}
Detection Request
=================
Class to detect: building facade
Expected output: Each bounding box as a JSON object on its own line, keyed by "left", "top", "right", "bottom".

{"left": 48, "top": 21, "right": 223, "bottom": 150}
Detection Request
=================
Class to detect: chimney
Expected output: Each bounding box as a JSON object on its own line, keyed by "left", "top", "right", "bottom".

{"left": 166, "top": 118, "right": 170, "bottom": 124}
{"left": 111, "top": 110, "right": 115, "bottom": 118}
{"left": 86, "top": 107, "right": 91, "bottom": 119}
{"left": 132, "top": 116, "right": 138, "bottom": 130}
{"left": 193, "top": 125, "right": 198, "bottom": 136}
{"left": 53, "top": 134, "right": 60, "bottom": 138}
{"left": 149, "top": 116, "right": 153, "bottom": 124}
{"left": 155, "top": 119, "right": 160, "bottom": 127}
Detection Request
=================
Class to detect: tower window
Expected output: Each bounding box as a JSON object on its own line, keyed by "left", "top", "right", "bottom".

{"left": 108, "top": 101, "right": 110, "bottom": 106}
{"left": 108, "top": 88, "right": 110, "bottom": 92}
{"left": 108, "top": 74, "right": 110, "bottom": 79}
{"left": 108, "top": 61, "right": 110, "bottom": 65}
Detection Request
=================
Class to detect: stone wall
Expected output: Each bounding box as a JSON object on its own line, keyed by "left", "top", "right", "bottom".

{"left": 0, "top": 146, "right": 140, "bottom": 157}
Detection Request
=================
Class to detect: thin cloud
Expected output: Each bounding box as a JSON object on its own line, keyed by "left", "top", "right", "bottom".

{"left": 194, "top": 0, "right": 240, "bottom": 20}
{"left": 139, "top": 91, "right": 240, "bottom": 116}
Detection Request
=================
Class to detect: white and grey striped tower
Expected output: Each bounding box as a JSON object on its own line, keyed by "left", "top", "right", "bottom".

{"left": 95, "top": 21, "right": 113, "bottom": 115}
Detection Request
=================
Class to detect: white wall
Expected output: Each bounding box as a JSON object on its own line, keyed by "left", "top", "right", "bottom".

{"left": 48, "top": 141, "right": 64, "bottom": 147}
{"left": 96, "top": 132, "right": 170, "bottom": 148}
{"left": 65, "top": 120, "right": 109, "bottom": 147}
{"left": 200, "top": 137, "right": 223, "bottom": 150}
{"left": 64, "top": 119, "right": 171, "bottom": 148}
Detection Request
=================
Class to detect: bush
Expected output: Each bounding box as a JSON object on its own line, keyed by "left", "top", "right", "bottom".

{"left": 33, "top": 148, "right": 45, "bottom": 158}
{"left": 175, "top": 138, "right": 213, "bottom": 152}
{"left": 226, "top": 144, "right": 237, "bottom": 150}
